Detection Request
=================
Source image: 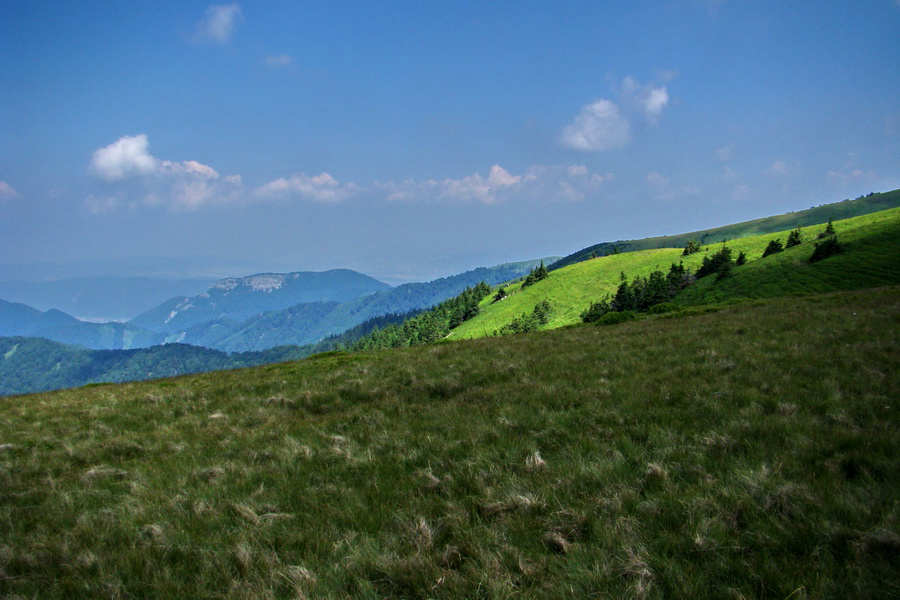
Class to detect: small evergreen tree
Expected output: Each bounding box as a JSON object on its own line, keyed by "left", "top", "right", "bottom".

{"left": 809, "top": 236, "right": 843, "bottom": 263}
{"left": 735, "top": 251, "right": 747, "bottom": 266}
{"left": 493, "top": 287, "right": 507, "bottom": 302}
{"left": 696, "top": 245, "right": 733, "bottom": 278}
{"left": 818, "top": 217, "right": 836, "bottom": 239}
{"left": 682, "top": 239, "right": 702, "bottom": 256}
{"left": 580, "top": 298, "right": 611, "bottom": 323}
{"left": 715, "top": 260, "right": 733, "bottom": 281}
{"left": 786, "top": 226, "right": 803, "bottom": 248}
{"left": 761, "top": 238, "right": 784, "bottom": 258}
{"left": 522, "top": 261, "right": 548, "bottom": 287}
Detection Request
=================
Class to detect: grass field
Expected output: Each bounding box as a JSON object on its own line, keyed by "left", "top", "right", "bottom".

{"left": 2, "top": 286, "right": 898, "bottom": 599}
{"left": 451, "top": 207, "right": 900, "bottom": 339}
{"left": 552, "top": 188, "right": 900, "bottom": 269}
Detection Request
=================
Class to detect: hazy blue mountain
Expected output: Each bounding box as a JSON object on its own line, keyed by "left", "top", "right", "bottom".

{"left": 188, "top": 258, "right": 557, "bottom": 352}
{"left": 130, "top": 269, "right": 390, "bottom": 334}
{"left": 179, "top": 301, "right": 344, "bottom": 351}
{"left": 0, "top": 299, "right": 164, "bottom": 350}
{"left": 0, "top": 276, "right": 217, "bottom": 321}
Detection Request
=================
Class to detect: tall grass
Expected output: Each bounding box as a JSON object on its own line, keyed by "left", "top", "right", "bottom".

{"left": 1, "top": 286, "right": 898, "bottom": 598}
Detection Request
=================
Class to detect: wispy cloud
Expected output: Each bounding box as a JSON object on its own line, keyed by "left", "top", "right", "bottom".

{"left": 715, "top": 144, "right": 734, "bottom": 162}
{"left": 254, "top": 173, "right": 359, "bottom": 203}
{"left": 86, "top": 136, "right": 614, "bottom": 210}
{"left": 378, "top": 164, "right": 612, "bottom": 204}
{"left": 0, "top": 181, "right": 23, "bottom": 201}
{"left": 194, "top": 3, "right": 242, "bottom": 44}
{"left": 265, "top": 54, "right": 292, "bottom": 67}
{"left": 768, "top": 161, "right": 789, "bottom": 176}
{"left": 560, "top": 100, "right": 631, "bottom": 152}
{"left": 621, "top": 77, "right": 669, "bottom": 124}
{"left": 560, "top": 76, "right": 671, "bottom": 152}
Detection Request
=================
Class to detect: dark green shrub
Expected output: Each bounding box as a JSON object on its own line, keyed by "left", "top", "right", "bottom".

{"left": 786, "top": 226, "right": 803, "bottom": 248}
{"left": 682, "top": 239, "right": 701, "bottom": 256}
{"left": 596, "top": 310, "right": 637, "bottom": 326}
{"left": 522, "top": 262, "right": 549, "bottom": 287}
{"left": 580, "top": 299, "right": 611, "bottom": 323}
{"left": 696, "top": 246, "right": 733, "bottom": 278}
{"left": 817, "top": 218, "right": 836, "bottom": 239}
{"left": 715, "top": 260, "right": 733, "bottom": 281}
{"left": 735, "top": 251, "right": 747, "bottom": 266}
{"left": 809, "top": 236, "right": 843, "bottom": 263}
{"left": 761, "top": 238, "right": 784, "bottom": 258}
{"left": 647, "top": 302, "right": 678, "bottom": 314}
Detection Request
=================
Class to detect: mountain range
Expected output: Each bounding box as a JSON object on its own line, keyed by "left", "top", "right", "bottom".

{"left": 0, "top": 259, "right": 554, "bottom": 355}
{"left": 0, "top": 276, "right": 216, "bottom": 321}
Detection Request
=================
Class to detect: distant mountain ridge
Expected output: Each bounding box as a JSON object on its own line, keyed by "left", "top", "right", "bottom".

{"left": 130, "top": 269, "right": 390, "bottom": 334}
{"left": 0, "top": 299, "right": 163, "bottom": 350}
{"left": 186, "top": 258, "right": 557, "bottom": 351}
{"left": 0, "top": 276, "right": 216, "bottom": 321}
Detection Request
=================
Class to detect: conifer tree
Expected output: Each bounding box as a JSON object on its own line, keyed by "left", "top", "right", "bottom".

{"left": 818, "top": 217, "right": 836, "bottom": 239}
{"left": 682, "top": 239, "right": 702, "bottom": 255}
{"left": 761, "top": 238, "right": 784, "bottom": 258}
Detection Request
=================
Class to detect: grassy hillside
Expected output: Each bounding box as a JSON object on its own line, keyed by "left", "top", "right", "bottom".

{"left": 552, "top": 188, "right": 900, "bottom": 270}
{"left": 451, "top": 207, "right": 900, "bottom": 339}
{"left": 1, "top": 287, "right": 897, "bottom": 598}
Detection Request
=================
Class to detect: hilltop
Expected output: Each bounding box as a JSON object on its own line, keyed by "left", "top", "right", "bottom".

{"left": 551, "top": 189, "right": 900, "bottom": 270}
{"left": 450, "top": 206, "right": 900, "bottom": 340}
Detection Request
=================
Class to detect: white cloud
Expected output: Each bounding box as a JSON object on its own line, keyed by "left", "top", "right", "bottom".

{"left": 561, "top": 76, "right": 671, "bottom": 152}
{"left": 379, "top": 164, "right": 612, "bottom": 204}
{"left": 379, "top": 165, "right": 524, "bottom": 204}
{"left": 0, "top": 181, "right": 22, "bottom": 201}
{"left": 255, "top": 173, "right": 359, "bottom": 203}
{"left": 560, "top": 99, "right": 631, "bottom": 152}
{"left": 195, "top": 3, "right": 242, "bottom": 44}
{"left": 442, "top": 165, "right": 524, "bottom": 203}
{"left": 88, "top": 134, "right": 242, "bottom": 210}
{"left": 621, "top": 76, "right": 669, "bottom": 123}
{"left": 90, "top": 134, "right": 159, "bottom": 181}
{"left": 642, "top": 87, "right": 669, "bottom": 119}
{"left": 265, "top": 54, "right": 292, "bottom": 67}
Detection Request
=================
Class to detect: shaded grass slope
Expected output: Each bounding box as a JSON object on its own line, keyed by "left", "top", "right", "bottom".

{"left": 1, "top": 286, "right": 898, "bottom": 599}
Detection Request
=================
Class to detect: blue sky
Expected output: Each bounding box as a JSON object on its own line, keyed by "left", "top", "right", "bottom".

{"left": 1, "top": 1, "right": 898, "bottom": 284}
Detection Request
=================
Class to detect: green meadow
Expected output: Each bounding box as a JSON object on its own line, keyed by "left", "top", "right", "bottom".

{"left": 451, "top": 207, "right": 900, "bottom": 339}
{"left": 1, "top": 285, "right": 898, "bottom": 599}
{"left": 2, "top": 200, "right": 900, "bottom": 599}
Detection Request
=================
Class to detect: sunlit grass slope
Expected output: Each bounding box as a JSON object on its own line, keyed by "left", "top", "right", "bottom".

{"left": 552, "top": 188, "right": 900, "bottom": 269}
{"left": 451, "top": 207, "right": 900, "bottom": 339}
{"left": 1, "top": 287, "right": 898, "bottom": 599}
